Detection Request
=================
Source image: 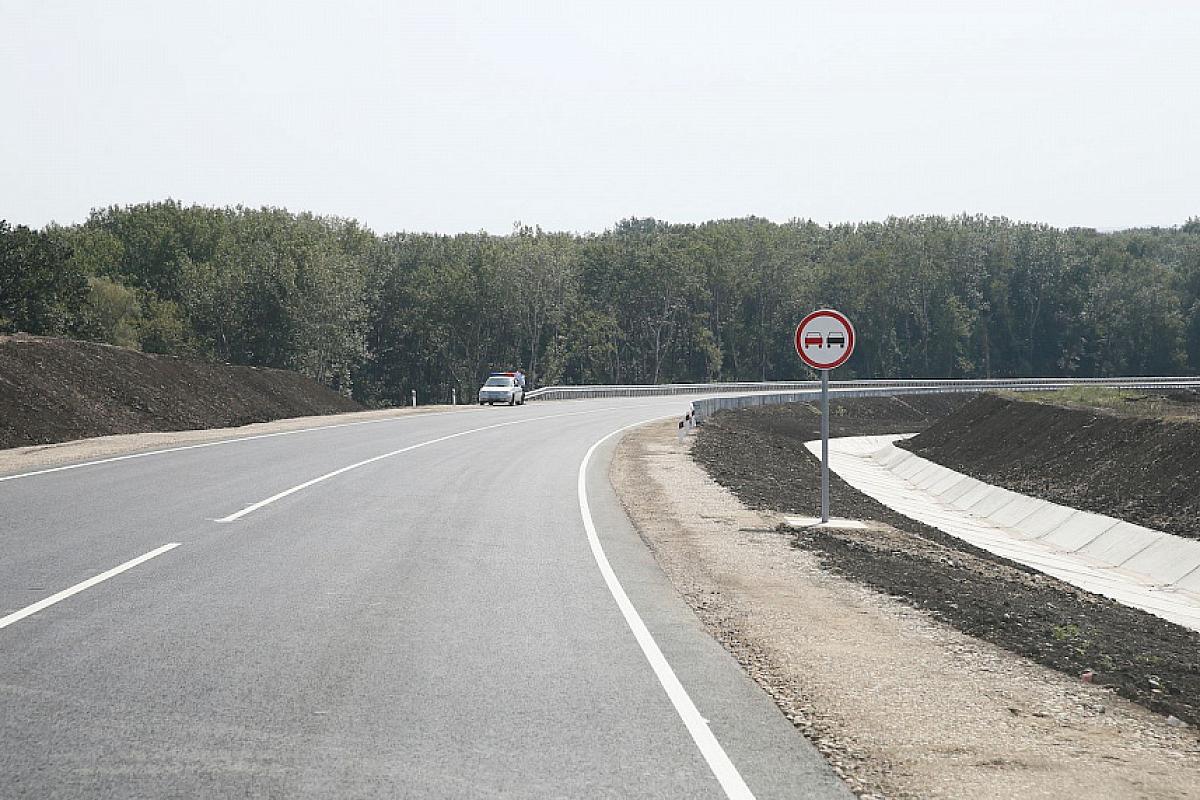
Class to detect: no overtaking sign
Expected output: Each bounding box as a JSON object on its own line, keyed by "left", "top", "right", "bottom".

{"left": 795, "top": 309, "right": 855, "bottom": 371}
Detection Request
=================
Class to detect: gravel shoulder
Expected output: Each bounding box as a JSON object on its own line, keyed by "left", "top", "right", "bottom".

{"left": 612, "top": 418, "right": 1200, "bottom": 800}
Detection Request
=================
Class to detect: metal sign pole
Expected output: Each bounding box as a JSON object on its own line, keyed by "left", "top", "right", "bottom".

{"left": 795, "top": 308, "right": 854, "bottom": 526}
{"left": 820, "top": 369, "right": 830, "bottom": 524}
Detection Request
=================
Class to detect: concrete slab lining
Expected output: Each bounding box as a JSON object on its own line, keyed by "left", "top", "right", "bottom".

{"left": 808, "top": 435, "right": 1200, "bottom": 633}
{"left": 910, "top": 463, "right": 952, "bottom": 489}
{"left": 875, "top": 445, "right": 911, "bottom": 470}
{"left": 1038, "top": 514, "right": 1120, "bottom": 552}
{"left": 918, "top": 470, "right": 961, "bottom": 494}
{"left": 946, "top": 481, "right": 994, "bottom": 510}
{"left": 940, "top": 476, "right": 984, "bottom": 504}
{"left": 1123, "top": 538, "right": 1200, "bottom": 584}
{"left": 990, "top": 496, "right": 1048, "bottom": 528}
{"left": 892, "top": 457, "right": 929, "bottom": 481}
{"left": 963, "top": 487, "right": 1022, "bottom": 517}
{"left": 927, "top": 473, "right": 970, "bottom": 496}
{"left": 1018, "top": 505, "right": 1082, "bottom": 539}
{"left": 1078, "top": 523, "right": 1165, "bottom": 564}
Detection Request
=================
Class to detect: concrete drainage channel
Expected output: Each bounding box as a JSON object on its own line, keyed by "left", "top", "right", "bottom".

{"left": 806, "top": 434, "right": 1200, "bottom": 633}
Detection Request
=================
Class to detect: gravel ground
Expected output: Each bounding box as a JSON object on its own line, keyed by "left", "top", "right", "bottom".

{"left": 612, "top": 419, "right": 1200, "bottom": 800}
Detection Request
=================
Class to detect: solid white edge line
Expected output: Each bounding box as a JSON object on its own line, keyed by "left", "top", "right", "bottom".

{"left": 579, "top": 420, "right": 756, "bottom": 800}
{"left": 0, "top": 543, "right": 181, "bottom": 631}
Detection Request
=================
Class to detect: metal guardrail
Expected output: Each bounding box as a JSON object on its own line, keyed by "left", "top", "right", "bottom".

{"left": 523, "top": 377, "right": 1200, "bottom": 423}
{"left": 524, "top": 380, "right": 824, "bottom": 401}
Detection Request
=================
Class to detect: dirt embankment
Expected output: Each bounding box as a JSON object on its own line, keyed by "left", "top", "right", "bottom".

{"left": 0, "top": 334, "right": 362, "bottom": 450}
{"left": 901, "top": 392, "right": 1200, "bottom": 540}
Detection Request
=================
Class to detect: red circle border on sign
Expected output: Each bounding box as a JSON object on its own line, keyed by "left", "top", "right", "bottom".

{"left": 794, "top": 309, "right": 855, "bottom": 371}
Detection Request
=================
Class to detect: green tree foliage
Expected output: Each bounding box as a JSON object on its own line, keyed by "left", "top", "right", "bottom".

{"left": 80, "top": 200, "right": 226, "bottom": 300}
{"left": 0, "top": 221, "right": 88, "bottom": 335}
{"left": 79, "top": 276, "right": 141, "bottom": 348}
{"left": 13, "top": 204, "right": 1200, "bottom": 403}
{"left": 506, "top": 225, "right": 578, "bottom": 388}
{"left": 178, "top": 208, "right": 371, "bottom": 389}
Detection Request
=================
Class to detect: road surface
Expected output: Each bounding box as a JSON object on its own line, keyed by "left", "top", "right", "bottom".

{"left": 0, "top": 397, "right": 849, "bottom": 798}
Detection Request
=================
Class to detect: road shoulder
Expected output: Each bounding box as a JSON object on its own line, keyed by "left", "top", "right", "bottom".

{"left": 610, "top": 419, "right": 1200, "bottom": 800}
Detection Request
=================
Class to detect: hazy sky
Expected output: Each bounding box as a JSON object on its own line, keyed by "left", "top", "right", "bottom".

{"left": 4, "top": 0, "right": 1198, "bottom": 235}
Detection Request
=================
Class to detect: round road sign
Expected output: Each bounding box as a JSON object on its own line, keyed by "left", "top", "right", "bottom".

{"left": 795, "top": 309, "right": 855, "bottom": 371}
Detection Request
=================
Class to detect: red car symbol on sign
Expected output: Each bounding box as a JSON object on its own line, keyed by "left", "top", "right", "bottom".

{"left": 803, "top": 332, "right": 823, "bottom": 349}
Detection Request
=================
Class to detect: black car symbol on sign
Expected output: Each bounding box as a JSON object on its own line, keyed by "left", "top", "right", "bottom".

{"left": 827, "top": 332, "right": 846, "bottom": 348}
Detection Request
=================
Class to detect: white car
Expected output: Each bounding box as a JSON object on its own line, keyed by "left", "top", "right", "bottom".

{"left": 478, "top": 373, "right": 525, "bottom": 405}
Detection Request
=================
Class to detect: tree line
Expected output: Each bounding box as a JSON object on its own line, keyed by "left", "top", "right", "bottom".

{"left": 3, "top": 202, "right": 1199, "bottom": 406}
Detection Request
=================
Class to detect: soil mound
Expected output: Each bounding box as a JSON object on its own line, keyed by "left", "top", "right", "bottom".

{"left": 902, "top": 392, "right": 1200, "bottom": 540}
{"left": 0, "top": 334, "right": 362, "bottom": 449}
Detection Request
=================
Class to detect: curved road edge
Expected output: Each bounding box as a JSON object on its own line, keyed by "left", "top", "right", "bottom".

{"left": 586, "top": 423, "right": 854, "bottom": 799}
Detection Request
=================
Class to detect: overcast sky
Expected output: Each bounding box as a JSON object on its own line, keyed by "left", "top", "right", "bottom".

{"left": 4, "top": 1, "right": 1198, "bottom": 235}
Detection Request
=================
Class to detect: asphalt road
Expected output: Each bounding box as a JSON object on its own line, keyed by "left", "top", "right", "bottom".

{"left": 1, "top": 397, "right": 850, "bottom": 799}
